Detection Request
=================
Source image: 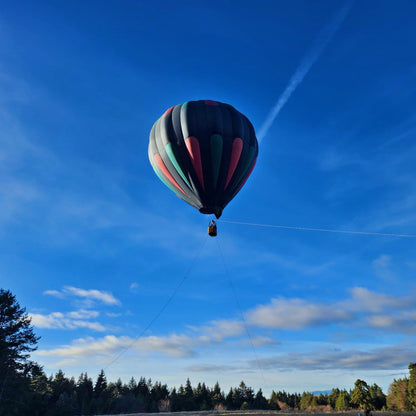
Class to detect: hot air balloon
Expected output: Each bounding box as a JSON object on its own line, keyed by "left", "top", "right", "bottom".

{"left": 148, "top": 100, "right": 258, "bottom": 234}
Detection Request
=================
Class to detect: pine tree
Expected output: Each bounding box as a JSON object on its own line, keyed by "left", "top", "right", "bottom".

{"left": 369, "top": 383, "right": 386, "bottom": 410}
{"left": 50, "top": 370, "right": 77, "bottom": 415}
{"left": 387, "top": 378, "right": 410, "bottom": 411}
{"left": 351, "top": 379, "right": 373, "bottom": 411}
{"left": 253, "top": 388, "right": 269, "bottom": 409}
{"left": 0, "top": 289, "right": 40, "bottom": 416}
{"left": 408, "top": 362, "right": 416, "bottom": 410}
{"left": 94, "top": 369, "right": 108, "bottom": 396}
{"left": 76, "top": 372, "right": 94, "bottom": 414}
{"left": 299, "top": 392, "right": 313, "bottom": 410}
{"left": 211, "top": 381, "right": 225, "bottom": 409}
{"left": 328, "top": 388, "right": 340, "bottom": 408}
{"left": 335, "top": 390, "right": 350, "bottom": 410}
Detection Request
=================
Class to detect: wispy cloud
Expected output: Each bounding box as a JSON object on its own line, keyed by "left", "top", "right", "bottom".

{"left": 246, "top": 297, "right": 351, "bottom": 329}
{"left": 254, "top": 343, "right": 415, "bottom": 371}
{"left": 129, "top": 282, "right": 140, "bottom": 293}
{"left": 44, "top": 286, "right": 121, "bottom": 306}
{"left": 188, "top": 364, "right": 238, "bottom": 373}
{"left": 36, "top": 286, "right": 416, "bottom": 365}
{"left": 244, "top": 287, "right": 416, "bottom": 332}
{"left": 366, "top": 312, "right": 416, "bottom": 335}
{"left": 345, "top": 286, "right": 413, "bottom": 313}
{"left": 257, "top": 0, "right": 353, "bottom": 141}
{"left": 244, "top": 336, "right": 280, "bottom": 348}
{"left": 30, "top": 310, "right": 106, "bottom": 331}
{"left": 37, "top": 335, "right": 130, "bottom": 358}
{"left": 36, "top": 332, "right": 217, "bottom": 361}
{"left": 36, "top": 318, "right": 252, "bottom": 365}
{"left": 37, "top": 286, "right": 416, "bottom": 360}
{"left": 200, "top": 319, "right": 245, "bottom": 340}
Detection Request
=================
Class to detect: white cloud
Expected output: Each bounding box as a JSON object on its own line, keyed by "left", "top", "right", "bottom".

{"left": 34, "top": 286, "right": 416, "bottom": 376}
{"left": 129, "top": 282, "right": 140, "bottom": 293}
{"left": 188, "top": 364, "right": 237, "bottom": 373}
{"left": 246, "top": 336, "right": 280, "bottom": 347}
{"left": 44, "top": 286, "right": 120, "bottom": 306}
{"left": 30, "top": 310, "right": 106, "bottom": 331}
{"left": 36, "top": 333, "right": 214, "bottom": 360}
{"left": 37, "top": 335, "right": 128, "bottom": 358}
{"left": 43, "top": 290, "right": 64, "bottom": 298}
{"left": 191, "top": 287, "right": 416, "bottom": 337}
{"left": 243, "top": 288, "right": 416, "bottom": 333}
{"left": 202, "top": 319, "right": 245, "bottom": 340}
{"left": 246, "top": 297, "right": 351, "bottom": 329}
{"left": 67, "top": 309, "right": 99, "bottom": 319}
{"left": 254, "top": 344, "right": 416, "bottom": 371}
{"left": 106, "top": 312, "right": 122, "bottom": 318}
{"left": 366, "top": 311, "right": 416, "bottom": 335}
{"left": 347, "top": 286, "right": 415, "bottom": 313}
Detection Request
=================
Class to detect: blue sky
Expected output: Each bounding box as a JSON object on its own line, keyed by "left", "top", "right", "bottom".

{"left": 1, "top": 0, "right": 416, "bottom": 395}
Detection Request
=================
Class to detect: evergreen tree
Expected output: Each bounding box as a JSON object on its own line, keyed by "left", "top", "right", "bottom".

{"left": 225, "top": 387, "right": 235, "bottom": 409}
{"left": 176, "top": 378, "right": 195, "bottom": 411}
{"left": 268, "top": 391, "right": 281, "bottom": 410}
{"left": 328, "top": 388, "right": 340, "bottom": 408}
{"left": 311, "top": 395, "right": 319, "bottom": 408}
{"left": 211, "top": 381, "right": 225, "bottom": 409}
{"left": 184, "top": 377, "right": 193, "bottom": 397}
{"left": 335, "top": 390, "right": 350, "bottom": 410}
{"left": 0, "top": 289, "right": 40, "bottom": 416}
{"left": 76, "top": 372, "right": 94, "bottom": 415}
{"left": 351, "top": 379, "right": 373, "bottom": 411}
{"left": 194, "top": 382, "right": 211, "bottom": 410}
{"left": 170, "top": 387, "right": 180, "bottom": 411}
{"left": 28, "top": 364, "right": 52, "bottom": 416}
{"left": 369, "top": 383, "right": 386, "bottom": 410}
{"left": 94, "top": 369, "right": 108, "bottom": 396}
{"left": 91, "top": 370, "right": 109, "bottom": 414}
{"left": 237, "top": 381, "right": 254, "bottom": 409}
{"left": 253, "top": 388, "right": 269, "bottom": 409}
{"left": 387, "top": 378, "right": 410, "bottom": 411}
{"left": 299, "top": 392, "right": 313, "bottom": 410}
{"left": 149, "top": 381, "right": 169, "bottom": 412}
{"left": 316, "top": 393, "right": 328, "bottom": 406}
{"left": 50, "top": 370, "right": 77, "bottom": 416}
{"left": 408, "top": 362, "right": 416, "bottom": 410}
{"left": 136, "top": 376, "right": 150, "bottom": 411}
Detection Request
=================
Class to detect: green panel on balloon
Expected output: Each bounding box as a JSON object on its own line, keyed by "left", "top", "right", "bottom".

{"left": 210, "top": 134, "right": 223, "bottom": 189}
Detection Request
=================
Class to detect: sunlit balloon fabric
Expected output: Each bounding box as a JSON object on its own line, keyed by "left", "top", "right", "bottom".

{"left": 148, "top": 100, "right": 258, "bottom": 218}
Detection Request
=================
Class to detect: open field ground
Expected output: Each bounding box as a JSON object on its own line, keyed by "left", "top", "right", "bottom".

{"left": 99, "top": 411, "right": 416, "bottom": 416}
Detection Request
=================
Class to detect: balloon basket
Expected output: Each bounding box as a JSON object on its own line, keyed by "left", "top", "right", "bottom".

{"left": 208, "top": 220, "right": 217, "bottom": 237}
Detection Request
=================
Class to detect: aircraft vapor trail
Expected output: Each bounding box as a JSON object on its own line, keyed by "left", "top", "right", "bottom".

{"left": 257, "top": 1, "right": 353, "bottom": 142}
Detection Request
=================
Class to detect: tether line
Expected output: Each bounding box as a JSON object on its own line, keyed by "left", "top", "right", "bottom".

{"left": 103, "top": 234, "right": 209, "bottom": 370}
{"left": 219, "top": 220, "right": 416, "bottom": 238}
{"left": 215, "top": 236, "right": 266, "bottom": 384}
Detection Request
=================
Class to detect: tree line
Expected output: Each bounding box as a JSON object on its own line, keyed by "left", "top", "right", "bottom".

{"left": 1, "top": 288, "right": 416, "bottom": 415}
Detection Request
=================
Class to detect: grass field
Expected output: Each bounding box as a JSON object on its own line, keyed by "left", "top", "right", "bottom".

{"left": 100, "top": 411, "right": 416, "bottom": 416}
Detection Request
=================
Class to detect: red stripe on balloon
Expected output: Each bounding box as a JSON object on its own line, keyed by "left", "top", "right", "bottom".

{"left": 163, "top": 106, "right": 174, "bottom": 116}
{"left": 155, "top": 154, "right": 189, "bottom": 197}
{"left": 185, "top": 137, "right": 205, "bottom": 191}
{"left": 224, "top": 138, "right": 243, "bottom": 189}
{"left": 204, "top": 100, "right": 218, "bottom": 106}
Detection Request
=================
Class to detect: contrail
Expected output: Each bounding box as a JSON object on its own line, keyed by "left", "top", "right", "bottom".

{"left": 257, "top": 1, "right": 353, "bottom": 142}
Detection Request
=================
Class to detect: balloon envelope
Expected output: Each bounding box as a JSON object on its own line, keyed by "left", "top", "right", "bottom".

{"left": 148, "top": 100, "right": 258, "bottom": 218}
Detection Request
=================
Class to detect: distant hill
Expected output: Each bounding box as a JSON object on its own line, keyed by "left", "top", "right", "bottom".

{"left": 311, "top": 390, "right": 332, "bottom": 395}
